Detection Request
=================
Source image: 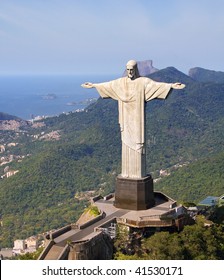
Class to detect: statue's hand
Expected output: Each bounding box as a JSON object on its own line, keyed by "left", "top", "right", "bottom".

{"left": 81, "top": 82, "right": 94, "bottom": 88}
{"left": 171, "top": 83, "right": 186, "bottom": 89}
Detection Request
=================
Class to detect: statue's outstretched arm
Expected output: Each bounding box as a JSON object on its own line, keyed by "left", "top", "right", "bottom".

{"left": 171, "top": 83, "right": 186, "bottom": 89}
{"left": 81, "top": 82, "right": 97, "bottom": 89}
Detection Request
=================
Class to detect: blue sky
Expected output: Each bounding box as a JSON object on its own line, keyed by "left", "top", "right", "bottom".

{"left": 0, "top": 0, "right": 223, "bottom": 75}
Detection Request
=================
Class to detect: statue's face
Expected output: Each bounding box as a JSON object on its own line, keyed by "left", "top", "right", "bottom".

{"left": 126, "top": 65, "right": 136, "bottom": 80}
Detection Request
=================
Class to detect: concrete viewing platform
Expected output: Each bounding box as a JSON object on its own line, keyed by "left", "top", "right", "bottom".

{"left": 95, "top": 191, "right": 185, "bottom": 228}
{"left": 39, "top": 191, "right": 190, "bottom": 260}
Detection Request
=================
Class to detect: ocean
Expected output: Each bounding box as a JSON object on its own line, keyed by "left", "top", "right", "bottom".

{"left": 0, "top": 74, "right": 117, "bottom": 120}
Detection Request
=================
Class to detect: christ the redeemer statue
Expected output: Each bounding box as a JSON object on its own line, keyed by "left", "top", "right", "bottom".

{"left": 82, "top": 60, "right": 185, "bottom": 179}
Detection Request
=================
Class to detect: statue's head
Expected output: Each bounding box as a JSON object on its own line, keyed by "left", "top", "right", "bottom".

{"left": 126, "top": 60, "right": 140, "bottom": 80}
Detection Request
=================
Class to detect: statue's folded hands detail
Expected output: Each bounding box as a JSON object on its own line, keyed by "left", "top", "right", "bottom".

{"left": 82, "top": 60, "right": 185, "bottom": 210}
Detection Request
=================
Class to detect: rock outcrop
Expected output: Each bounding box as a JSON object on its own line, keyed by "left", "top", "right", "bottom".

{"left": 123, "top": 59, "right": 159, "bottom": 77}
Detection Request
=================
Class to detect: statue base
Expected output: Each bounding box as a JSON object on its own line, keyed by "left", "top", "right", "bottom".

{"left": 114, "top": 175, "right": 155, "bottom": 210}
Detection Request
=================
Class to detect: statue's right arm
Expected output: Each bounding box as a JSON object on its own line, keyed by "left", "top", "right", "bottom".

{"left": 81, "top": 82, "right": 97, "bottom": 89}
{"left": 82, "top": 80, "right": 115, "bottom": 99}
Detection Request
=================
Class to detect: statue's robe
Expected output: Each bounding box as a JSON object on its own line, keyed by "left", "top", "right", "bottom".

{"left": 95, "top": 76, "right": 172, "bottom": 178}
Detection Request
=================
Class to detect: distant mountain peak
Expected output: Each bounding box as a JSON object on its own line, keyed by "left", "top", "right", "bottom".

{"left": 189, "top": 67, "right": 224, "bottom": 83}
{"left": 123, "top": 59, "right": 159, "bottom": 77}
{"left": 137, "top": 60, "right": 159, "bottom": 76}
{"left": 148, "top": 66, "right": 195, "bottom": 84}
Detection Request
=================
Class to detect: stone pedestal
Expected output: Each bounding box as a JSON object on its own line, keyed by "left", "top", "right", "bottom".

{"left": 114, "top": 175, "right": 155, "bottom": 210}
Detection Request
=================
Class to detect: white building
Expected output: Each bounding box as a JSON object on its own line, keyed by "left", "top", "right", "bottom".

{"left": 13, "top": 239, "right": 25, "bottom": 250}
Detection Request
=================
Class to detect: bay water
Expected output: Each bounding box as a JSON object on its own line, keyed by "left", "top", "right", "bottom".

{"left": 0, "top": 74, "right": 117, "bottom": 120}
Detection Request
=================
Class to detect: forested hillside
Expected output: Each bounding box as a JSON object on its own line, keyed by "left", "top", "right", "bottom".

{"left": 0, "top": 66, "right": 223, "bottom": 247}
{"left": 155, "top": 151, "right": 224, "bottom": 202}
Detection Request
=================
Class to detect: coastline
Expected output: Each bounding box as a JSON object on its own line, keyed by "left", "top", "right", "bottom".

{"left": 0, "top": 74, "right": 117, "bottom": 120}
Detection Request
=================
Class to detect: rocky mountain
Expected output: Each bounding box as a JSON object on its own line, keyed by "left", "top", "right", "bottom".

{"left": 189, "top": 67, "right": 224, "bottom": 83}
{"left": 136, "top": 60, "right": 159, "bottom": 76}
{"left": 123, "top": 59, "right": 159, "bottom": 76}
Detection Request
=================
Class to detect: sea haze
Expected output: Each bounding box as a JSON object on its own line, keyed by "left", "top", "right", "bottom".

{"left": 0, "top": 74, "right": 117, "bottom": 120}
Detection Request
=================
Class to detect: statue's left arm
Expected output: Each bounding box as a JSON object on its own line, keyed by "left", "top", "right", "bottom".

{"left": 144, "top": 79, "right": 185, "bottom": 101}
